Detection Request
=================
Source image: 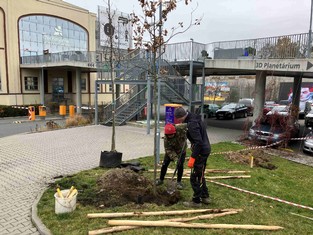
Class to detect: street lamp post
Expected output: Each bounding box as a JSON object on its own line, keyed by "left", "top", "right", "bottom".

{"left": 308, "top": 0, "right": 313, "bottom": 58}
{"left": 189, "top": 38, "right": 194, "bottom": 112}
{"left": 156, "top": 1, "right": 163, "bottom": 164}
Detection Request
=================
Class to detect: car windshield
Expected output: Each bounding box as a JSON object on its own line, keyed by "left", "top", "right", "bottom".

{"left": 222, "top": 103, "right": 237, "bottom": 109}
{"left": 271, "top": 105, "right": 288, "bottom": 112}
{"left": 239, "top": 100, "right": 252, "bottom": 106}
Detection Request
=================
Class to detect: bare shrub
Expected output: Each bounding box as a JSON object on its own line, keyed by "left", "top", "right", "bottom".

{"left": 65, "top": 114, "right": 91, "bottom": 127}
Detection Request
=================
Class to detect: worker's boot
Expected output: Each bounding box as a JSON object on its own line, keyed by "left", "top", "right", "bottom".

{"left": 176, "top": 182, "right": 184, "bottom": 190}
{"left": 201, "top": 197, "right": 211, "bottom": 205}
{"left": 155, "top": 179, "right": 163, "bottom": 186}
{"left": 183, "top": 201, "right": 202, "bottom": 208}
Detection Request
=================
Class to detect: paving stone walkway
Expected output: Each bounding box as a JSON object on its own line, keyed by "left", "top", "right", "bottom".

{"left": 0, "top": 125, "right": 242, "bottom": 234}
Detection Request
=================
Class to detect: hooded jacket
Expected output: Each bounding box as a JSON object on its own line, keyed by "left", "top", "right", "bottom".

{"left": 184, "top": 112, "right": 211, "bottom": 158}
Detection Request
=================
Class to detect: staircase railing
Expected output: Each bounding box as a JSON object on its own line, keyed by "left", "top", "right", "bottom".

{"left": 116, "top": 49, "right": 149, "bottom": 81}
{"left": 114, "top": 88, "right": 147, "bottom": 125}
{"left": 103, "top": 86, "right": 147, "bottom": 125}
{"left": 102, "top": 85, "right": 139, "bottom": 123}
{"left": 159, "top": 59, "right": 191, "bottom": 102}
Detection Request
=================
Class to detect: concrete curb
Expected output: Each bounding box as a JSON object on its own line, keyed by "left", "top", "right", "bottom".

{"left": 31, "top": 189, "right": 52, "bottom": 235}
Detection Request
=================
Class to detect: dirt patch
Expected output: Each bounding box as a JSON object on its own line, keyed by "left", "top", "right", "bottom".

{"left": 225, "top": 149, "right": 277, "bottom": 170}
{"left": 89, "top": 168, "right": 181, "bottom": 208}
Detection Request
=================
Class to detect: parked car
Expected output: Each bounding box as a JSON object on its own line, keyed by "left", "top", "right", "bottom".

{"left": 304, "top": 109, "right": 313, "bottom": 127}
{"left": 248, "top": 121, "right": 300, "bottom": 144}
{"left": 303, "top": 128, "right": 313, "bottom": 154}
{"left": 196, "top": 104, "right": 220, "bottom": 118}
{"left": 266, "top": 105, "right": 289, "bottom": 116}
{"left": 238, "top": 98, "right": 254, "bottom": 116}
{"left": 279, "top": 100, "right": 290, "bottom": 105}
{"left": 263, "top": 103, "right": 279, "bottom": 115}
{"left": 215, "top": 103, "right": 248, "bottom": 120}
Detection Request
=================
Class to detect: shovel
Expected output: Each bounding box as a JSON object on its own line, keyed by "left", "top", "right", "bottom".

{"left": 167, "top": 142, "right": 186, "bottom": 194}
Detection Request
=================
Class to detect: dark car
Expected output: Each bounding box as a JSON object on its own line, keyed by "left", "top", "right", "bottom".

{"left": 238, "top": 98, "right": 254, "bottom": 116}
{"left": 304, "top": 109, "right": 313, "bottom": 127}
{"left": 248, "top": 121, "right": 300, "bottom": 145}
{"left": 215, "top": 103, "right": 248, "bottom": 120}
{"left": 196, "top": 104, "right": 220, "bottom": 118}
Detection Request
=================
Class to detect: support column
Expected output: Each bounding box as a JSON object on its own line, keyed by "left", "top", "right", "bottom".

{"left": 291, "top": 75, "right": 302, "bottom": 119}
{"left": 189, "top": 39, "right": 194, "bottom": 112}
{"left": 253, "top": 71, "right": 266, "bottom": 123}
{"left": 40, "top": 66, "right": 45, "bottom": 105}
{"left": 76, "top": 68, "right": 82, "bottom": 114}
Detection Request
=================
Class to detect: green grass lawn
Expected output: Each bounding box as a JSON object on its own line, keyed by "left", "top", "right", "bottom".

{"left": 37, "top": 142, "right": 313, "bottom": 235}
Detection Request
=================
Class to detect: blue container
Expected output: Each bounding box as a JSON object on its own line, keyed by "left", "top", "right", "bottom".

{"left": 164, "top": 104, "right": 182, "bottom": 124}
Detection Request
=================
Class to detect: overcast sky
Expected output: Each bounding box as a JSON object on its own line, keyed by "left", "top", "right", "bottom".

{"left": 64, "top": 0, "right": 312, "bottom": 43}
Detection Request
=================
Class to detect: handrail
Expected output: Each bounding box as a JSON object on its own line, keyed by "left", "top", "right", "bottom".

{"left": 21, "top": 32, "right": 310, "bottom": 65}
{"left": 103, "top": 86, "right": 147, "bottom": 124}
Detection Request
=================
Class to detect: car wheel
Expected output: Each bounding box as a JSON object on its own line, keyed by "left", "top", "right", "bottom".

{"left": 216, "top": 116, "right": 220, "bottom": 120}
{"left": 231, "top": 113, "right": 235, "bottom": 120}
{"left": 208, "top": 112, "right": 212, "bottom": 118}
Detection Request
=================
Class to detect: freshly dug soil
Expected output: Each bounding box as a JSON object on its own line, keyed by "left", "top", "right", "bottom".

{"left": 225, "top": 149, "right": 278, "bottom": 170}
{"left": 92, "top": 168, "right": 181, "bottom": 208}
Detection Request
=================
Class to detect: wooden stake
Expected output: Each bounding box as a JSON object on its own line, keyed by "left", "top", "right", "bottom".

{"left": 206, "top": 170, "right": 250, "bottom": 174}
{"left": 88, "top": 210, "right": 241, "bottom": 234}
{"left": 290, "top": 212, "right": 313, "bottom": 221}
{"left": 165, "top": 175, "right": 251, "bottom": 180}
{"left": 149, "top": 169, "right": 250, "bottom": 174}
{"left": 250, "top": 156, "right": 254, "bottom": 168}
{"left": 107, "top": 220, "right": 283, "bottom": 230}
{"left": 87, "top": 208, "right": 239, "bottom": 218}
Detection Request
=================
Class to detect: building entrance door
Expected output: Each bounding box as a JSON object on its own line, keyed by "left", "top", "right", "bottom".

{"left": 52, "top": 77, "right": 64, "bottom": 102}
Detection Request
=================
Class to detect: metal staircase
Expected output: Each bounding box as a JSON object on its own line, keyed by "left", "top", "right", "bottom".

{"left": 99, "top": 50, "right": 194, "bottom": 126}
{"left": 102, "top": 86, "right": 147, "bottom": 126}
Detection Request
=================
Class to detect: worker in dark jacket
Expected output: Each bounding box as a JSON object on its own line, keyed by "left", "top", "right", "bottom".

{"left": 174, "top": 107, "right": 211, "bottom": 207}
{"left": 156, "top": 123, "right": 187, "bottom": 189}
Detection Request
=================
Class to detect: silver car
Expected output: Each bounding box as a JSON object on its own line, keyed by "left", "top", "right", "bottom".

{"left": 303, "top": 130, "right": 313, "bottom": 154}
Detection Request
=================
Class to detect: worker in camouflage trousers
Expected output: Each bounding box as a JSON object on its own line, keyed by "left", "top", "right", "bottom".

{"left": 174, "top": 107, "right": 211, "bottom": 207}
{"left": 156, "top": 123, "right": 187, "bottom": 190}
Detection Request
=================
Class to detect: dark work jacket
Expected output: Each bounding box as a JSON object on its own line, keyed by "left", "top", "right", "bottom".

{"left": 184, "top": 112, "right": 211, "bottom": 158}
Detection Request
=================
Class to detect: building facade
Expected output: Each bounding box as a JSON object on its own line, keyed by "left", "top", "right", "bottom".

{"left": 0, "top": 0, "right": 105, "bottom": 109}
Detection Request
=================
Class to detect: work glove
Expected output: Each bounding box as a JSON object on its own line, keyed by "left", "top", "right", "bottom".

{"left": 187, "top": 156, "right": 196, "bottom": 168}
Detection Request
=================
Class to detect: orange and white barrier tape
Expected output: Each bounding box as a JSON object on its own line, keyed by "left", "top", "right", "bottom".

{"left": 211, "top": 140, "right": 284, "bottom": 156}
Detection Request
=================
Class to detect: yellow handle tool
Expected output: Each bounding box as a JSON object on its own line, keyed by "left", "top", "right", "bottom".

{"left": 67, "top": 189, "right": 78, "bottom": 199}
{"left": 56, "top": 188, "right": 64, "bottom": 198}
{"left": 65, "top": 186, "right": 75, "bottom": 198}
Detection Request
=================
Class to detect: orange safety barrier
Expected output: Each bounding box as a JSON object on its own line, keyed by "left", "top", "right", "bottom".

{"left": 28, "top": 106, "right": 35, "bottom": 121}
{"left": 59, "top": 105, "right": 66, "bottom": 116}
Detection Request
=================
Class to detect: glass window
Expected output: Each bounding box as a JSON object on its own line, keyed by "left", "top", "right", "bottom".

{"left": 19, "top": 15, "right": 88, "bottom": 56}
{"left": 24, "top": 77, "right": 38, "bottom": 90}
{"left": 81, "top": 78, "right": 86, "bottom": 91}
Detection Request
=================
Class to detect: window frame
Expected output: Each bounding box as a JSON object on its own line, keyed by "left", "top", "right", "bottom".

{"left": 24, "top": 76, "right": 39, "bottom": 91}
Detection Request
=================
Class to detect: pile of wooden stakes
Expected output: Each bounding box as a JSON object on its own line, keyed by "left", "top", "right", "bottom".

{"left": 153, "top": 168, "right": 252, "bottom": 180}
{"left": 87, "top": 208, "right": 283, "bottom": 234}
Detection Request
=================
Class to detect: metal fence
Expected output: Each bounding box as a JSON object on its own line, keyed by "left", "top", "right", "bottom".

{"left": 162, "top": 32, "right": 310, "bottom": 62}
{"left": 21, "top": 32, "right": 311, "bottom": 65}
